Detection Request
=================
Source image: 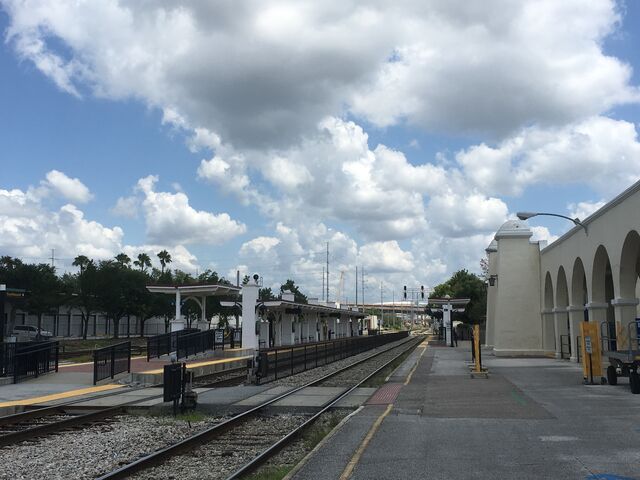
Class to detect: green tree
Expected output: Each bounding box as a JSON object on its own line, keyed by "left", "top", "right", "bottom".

{"left": 157, "top": 249, "right": 172, "bottom": 274}
{"left": 19, "top": 263, "right": 63, "bottom": 338}
{"left": 95, "top": 261, "right": 139, "bottom": 338}
{"left": 280, "top": 279, "right": 308, "bottom": 304}
{"left": 134, "top": 253, "right": 152, "bottom": 272}
{"left": 65, "top": 259, "right": 101, "bottom": 339}
{"left": 431, "top": 269, "right": 487, "bottom": 324}
{"left": 114, "top": 253, "right": 131, "bottom": 268}
{"left": 259, "top": 287, "right": 276, "bottom": 300}
{"left": 72, "top": 255, "right": 90, "bottom": 275}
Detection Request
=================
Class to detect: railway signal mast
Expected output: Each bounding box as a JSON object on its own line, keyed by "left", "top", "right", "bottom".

{"left": 404, "top": 285, "right": 427, "bottom": 329}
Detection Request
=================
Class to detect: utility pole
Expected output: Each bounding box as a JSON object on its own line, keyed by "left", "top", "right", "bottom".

{"left": 322, "top": 267, "right": 325, "bottom": 302}
{"left": 326, "top": 242, "right": 329, "bottom": 302}
{"left": 355, "top": 266, "right": 358, "bottom": 309}
{"left": 236, "top": 270, "right": 240, "bottom": 287}
{"left": 50, "top": 248, "right": 55, "bottom": 268}
{"left": 380, "top": 282, "right": 384, "bottom": 332}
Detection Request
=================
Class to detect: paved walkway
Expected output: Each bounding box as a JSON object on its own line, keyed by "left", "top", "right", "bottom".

{"left": 0, "top": 348, "right": 248, "bottom": 406}
{"left": 292, "top": 341, "right": 640, "bottom": 480}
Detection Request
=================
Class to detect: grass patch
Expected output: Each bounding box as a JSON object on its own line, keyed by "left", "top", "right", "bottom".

{"left": 301, "top": 412, "right": 343, "bottom": 450}
{"left": 243, "top": 466, "right": 293, "bottom": 480}
{"left": 242, "top": 411, "right": 348, "bottom": 480}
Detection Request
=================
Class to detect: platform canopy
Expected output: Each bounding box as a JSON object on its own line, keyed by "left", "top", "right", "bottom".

{"left": 146, "top": 283, "right": 240, "bottom": 297}
{"left": 147, "top": 283, "right": 240, "bottom": 330}
{"left": 428, "top": 297, "right": 470, "bottom": 307}
{"left": 220, "top": 299, "right": 365, "bottom": 318}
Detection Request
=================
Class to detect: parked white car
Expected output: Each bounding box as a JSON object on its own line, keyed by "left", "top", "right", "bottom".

{"left": 12, "top": 325, "right": 54, "bottom": 339}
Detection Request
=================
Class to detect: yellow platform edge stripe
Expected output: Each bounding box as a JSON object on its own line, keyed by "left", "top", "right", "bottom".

{"left": 0, "top": 384, "right": 124, "bottom": 408}
{"left": 140, "top": 355, "right": 252, "bottom": 375}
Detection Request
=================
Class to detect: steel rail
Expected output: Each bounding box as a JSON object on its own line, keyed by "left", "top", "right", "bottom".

{"left": 225, "top": 336, "right": 423, "bottom": 479}
{"left": 96, "top": 334, "right": 422, "bottom": 480}
{"left": 0, "top": 368, "right": 249, "bottom": 446}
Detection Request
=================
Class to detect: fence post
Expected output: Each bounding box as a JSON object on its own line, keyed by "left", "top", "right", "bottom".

{"left": 110, "top": 346, "right": 115, "bottom": 380}
{"left": 127, "top": 342, "right": 131, "bottom": 373}
{"left": 54, "top": 342, "right": 59, "bottom": 372}
{"left": 274, "top": 350, "right": 278, "bottom": 380}
{"left": 304, "top": 345, "right": 307, "bottom": 371}
{"left": 291, "top": 347, "right": 294, "bottom": 377}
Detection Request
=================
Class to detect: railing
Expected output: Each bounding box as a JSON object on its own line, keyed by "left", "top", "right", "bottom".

{"left": 13, "top": 341, "right": 59, "bottom": 384}
{"left": 600, "top": 321, "right": 617, "bottom": 352}
{"left": 1, "top": 343, "right": 17, "bottom": 377}
{"left": 147, "top": 328, "right": 199, "bottom": 360}
{"left": 255, "top": 331, "right": 409, "bottom": 384}
{"left": 93, "top": 341, "right": 131, "bottom": 385}
{"left": 560, "top": 334, "right": 571, "bottom": 359}
{"left": 176, "top": 329, "right": 227, "bottom": 360}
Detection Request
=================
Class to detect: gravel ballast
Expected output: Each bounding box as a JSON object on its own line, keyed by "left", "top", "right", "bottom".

{"left": 0, "top": 414, "right": 224, "bottom": 480}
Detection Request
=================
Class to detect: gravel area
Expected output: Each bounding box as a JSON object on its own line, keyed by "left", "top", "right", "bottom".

{"left": 246, "top": 410, "right": 351, "bottom": 479}
{"left": 0, "top": 414, "right": 225, "bottom": 480}
{"left": 319, "top": 337, "right": 421, "bottom": 387}
{"left": 132, "top": 414, "right": 310, "bottom": 480}
{"left": 268, "top": 335, "right": 422, "bottom": 388}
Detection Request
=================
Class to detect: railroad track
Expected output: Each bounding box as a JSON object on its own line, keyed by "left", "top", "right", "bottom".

{"left": 97, "top": 335, "right": 424, "bottom": 480}
{"left": 0, "top": 367, "right": 248, "bottom": 447}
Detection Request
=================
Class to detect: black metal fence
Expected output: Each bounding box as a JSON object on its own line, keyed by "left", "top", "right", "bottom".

{"left": 255, "top": 331, "right": 409, "bottom": 384}
{"left": 0, "top": 342, "right": 17, "bottom": 377}
{"left": 176, "top": 329, "right": 230, "bottom": 360}
{"left": 93, "top": 341, "right": 131, "bottom": 385}
{"left": 147, "top": 328, "right": 199, "bottom": 360}
{"left": 12, "top": 341, "right": 59, "bottom": 384}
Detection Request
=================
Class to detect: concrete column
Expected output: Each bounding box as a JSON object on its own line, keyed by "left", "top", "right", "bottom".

{"left": 241, "top": 281, "right": 260, "bottom": 350}
{"left": 586, "top": 302, "right": 608, "bottom": 324}
{"left": 552, "top": 308, "right": 563, "bottom": 358}
{"left": 201, "top": 296, "right": 206, "bottom": 323}
{"left": 443, "top": 304, "right": 452, "bottom": 346}
{"left": 170, "top": 288, "right": 184, "bottom": 332}
{"left": 611, "top": 298, "right": 639, "bottom": 350}
{"left": 567, "top": 306, "right": 585, "bottom": 362}
{"left": 541, "top": 310, "right": 555, "bottom": 353}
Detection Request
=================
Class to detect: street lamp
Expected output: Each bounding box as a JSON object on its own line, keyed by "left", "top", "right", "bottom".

{"left": 516, "top": 211, "right": 587, "bottom": 233}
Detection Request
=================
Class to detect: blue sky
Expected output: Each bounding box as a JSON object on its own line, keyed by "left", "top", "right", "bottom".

{"left": 1, "top": 1, "right": 640, "bottom": 301}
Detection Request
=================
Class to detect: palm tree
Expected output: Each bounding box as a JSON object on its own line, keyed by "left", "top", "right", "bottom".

{"left": 72, "top": 255, "right": 91, "bottom": 275}
{"left": 134, "top": 253, "right": 152, "bottom": 272}
{"left": 114, "top": 253, "right": 131, "bottom": 268}
{"left": 157, "top": 249, "right": 172, "bottom": 274}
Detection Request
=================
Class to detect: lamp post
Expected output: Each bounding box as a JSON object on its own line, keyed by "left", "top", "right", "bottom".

{"left": 516, "top": 211, "right": 587, "bottom": 233}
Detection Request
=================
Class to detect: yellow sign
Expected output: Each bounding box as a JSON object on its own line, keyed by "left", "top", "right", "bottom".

{"left": 580, "top": 322, "right": 602, "bottom": 379}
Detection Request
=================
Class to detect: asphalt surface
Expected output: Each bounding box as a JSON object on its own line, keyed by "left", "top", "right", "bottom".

{"left": 293, "top": 341, "right": 640, "bottom": 480}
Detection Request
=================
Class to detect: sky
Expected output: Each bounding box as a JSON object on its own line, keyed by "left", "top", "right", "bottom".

{"left": 1, "top": 0, "right": 640, "bottom": 303}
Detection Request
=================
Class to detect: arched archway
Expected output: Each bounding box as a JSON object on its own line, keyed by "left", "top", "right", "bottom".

{"left": 555, "top": 267, "right": 570, "bottom": 358}
{"left": 592, "top": 245, "right": 616, "bottom": 349}
{"left": 616, "top": 231, "right": 640, "bottom": 348}
{"left": 571, "top": 257, "right": 588, "bottom": 312}
{"left": 619, "top": 231, "right": 640, "bottom": 299}
{"left": 543, "top": 272, "right": 555, "bottom": 351}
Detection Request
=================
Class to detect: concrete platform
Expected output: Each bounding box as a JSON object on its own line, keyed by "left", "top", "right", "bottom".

{"left": 292, "top": 342, "right": 640, "bottom": 480}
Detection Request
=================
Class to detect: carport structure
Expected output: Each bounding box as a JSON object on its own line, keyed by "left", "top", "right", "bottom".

{"left": 146, "top": 283, "right": 240, "bottom": 331}
{"left": 486, "top": 179, "right": 640, "bottom": 367}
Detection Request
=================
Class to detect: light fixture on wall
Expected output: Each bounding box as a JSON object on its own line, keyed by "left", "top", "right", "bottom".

{"left": 516, "top": 211, "right": 587, "bottom": 233}
{"left": 488, "top": 275, "right": 498, "bottom": 287}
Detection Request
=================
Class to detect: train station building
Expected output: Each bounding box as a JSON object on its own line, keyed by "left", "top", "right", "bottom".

{"left": 485, "top": 179, "right": 640, "bottom": 362}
